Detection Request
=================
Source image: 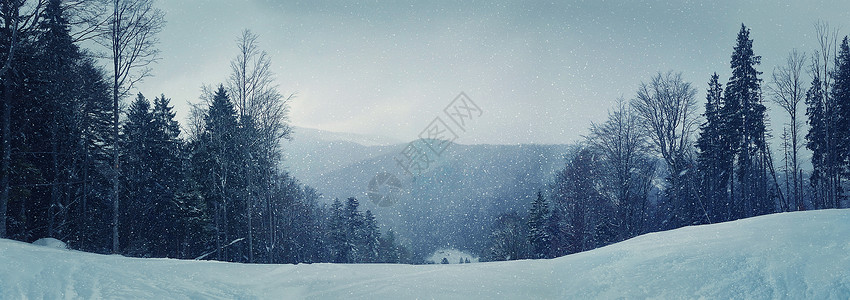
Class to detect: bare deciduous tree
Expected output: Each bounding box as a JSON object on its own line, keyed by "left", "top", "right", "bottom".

{"left": 633, "top": 71, "right": 699, "bottom": 174}
{"left": 97, "top": 0, "right": 164, "bottom": 253}
{"left": 227, "top": 29, "right": 293, "bottom": 262}
{"left": 228, "top": 29, "right": 293, "bottom": 147}
{"left": 632, "top": 71, "right": 704, "bottom": 225}
{"left": 586, "top": 98, "right": 652, "bottom": 238}
{"left": 809, "top": 21, "right": 842, "bottom": 209}
{"left": 768, "top": 49, "right": 806, "bottom": 211}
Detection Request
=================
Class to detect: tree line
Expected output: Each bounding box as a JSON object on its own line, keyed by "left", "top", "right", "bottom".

{"left": 485, "top": 23, "right": 850, "bottom": 261}
{"left": 0, "top": 0, "right": 409, "bottom": 264}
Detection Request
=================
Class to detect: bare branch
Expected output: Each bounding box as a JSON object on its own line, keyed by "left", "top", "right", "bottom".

{"left": 632, "top": 71, "right": 698, "bottom": 173}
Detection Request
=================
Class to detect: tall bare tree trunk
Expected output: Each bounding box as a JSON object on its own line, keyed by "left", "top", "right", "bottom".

{"left": 49, "top": 113, "right": 58, "bottom": 237}
{"left": 1, "top": 67, "right": 10, "bottom": 239}
{"left": 110, "top": 0, "right": 120, "bottom": 253}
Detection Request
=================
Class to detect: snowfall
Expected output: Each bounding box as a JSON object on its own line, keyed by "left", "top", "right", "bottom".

{"left": 1, "top": 210, "right": 849, "bottom": 299}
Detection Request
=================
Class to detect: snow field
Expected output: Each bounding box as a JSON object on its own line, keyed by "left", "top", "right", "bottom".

{"left": 1, "top": 209, "right": 848, "bottom": 299}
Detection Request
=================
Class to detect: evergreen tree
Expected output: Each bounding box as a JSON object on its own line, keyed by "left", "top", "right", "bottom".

{"left": 327, "top": 198, "right": 349, "bottom": 263}
{"left": 149, "top": 94, "right": 183, "bottom": 257}
{"left": 805, "top": 38, "right": 848, "bottom": 210}
{"left": 544, "top": 204, "right": 570, "bottom": 258}
{"left": 377, "top": 229, "right": 400, "bottom": 263}
{"left": 526, "top": 191, "right": 551, "bottom": 259}
{"left": 37, "top": 0, "right": 80, "bottom": 239}
{"left": 830, "top": 36, "right": 850, "bottom": 209}
{"left": 723, "top": 24, "right": 772, "bottom": 218}
{"left": 697, "top": 73, "right": 730, "bottom": 221}
{"left": 343, "top": 197, "right": 363, "bottom": 263}
{"left": 191, "top": 85, "right": 242, "bottom": 261}
{"left": 807, "top": 74, "right": 828, "bottom": 209}
{"left": 66, "top": 58, "right": 115, "bottom": 253}
{"left": 361, "top": 210, "right": 381, "bottom": 263}
{"left": 121, "top": 93, "right": 155, "bottom": 256}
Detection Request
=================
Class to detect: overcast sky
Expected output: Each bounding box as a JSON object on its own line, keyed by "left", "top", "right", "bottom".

{"left": 134, "top": 0, "right": 850, "bottom": 145}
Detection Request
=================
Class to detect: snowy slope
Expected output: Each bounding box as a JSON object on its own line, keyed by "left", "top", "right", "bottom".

{"left": 2, "top": 209, "right": 849, "bottom": 299}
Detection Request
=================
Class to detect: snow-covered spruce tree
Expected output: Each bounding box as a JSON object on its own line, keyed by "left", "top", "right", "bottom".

{"left": 830, "top": 36, "right": 850, "bottom": 209}
{"left": 805, "top": 22, "right": 843, "bottom": 210}
{"left": 66, "top": 58, "right": 115, "bottom": 253}
{"left": 377, "top": 229, "right": 400, "bottom": 263}
{"left": 723, "top": 24, "right": 773, "bottom": 219}
{"left": 0, "top": 0, "right": 30, "bottom": 240}
{"left": 806, "top": 73, "right": 828, "bottom": 209}
{"left": 697, "top": 73, "right": 730, "bottom": 222}
{"left": 37, "top": 0, "right": 81, "bottom": 240}
{"left": 361, "top": 210, "right": 381, "bottom": 263}
{"left": 268, "top": 176, "right": 326, "bottom": 264}
{"left": 121, "top": 93, "right": 155, "bottom": 256}
{"left": 376, "top": 229, "right": 410, "bottom": 264}
{"left": 325, "top": 197, "right": 382, "bottom": 263}
{"left": 343, "top": 197, "right": 364, "bottom": 263}
{"left": 191, "top": 85, "right": 243, "bottom": 261}
{"left": 526, "top": 191, "right": 551, "bottom": 259}
{"left": 148, "top": 94, "right": 183, "bottom": 257}
{"left": 119, "top": 93, "right": 183, "bottom": 257}
{"left": 327, "top": 198, "right": 347, "bottom": 263}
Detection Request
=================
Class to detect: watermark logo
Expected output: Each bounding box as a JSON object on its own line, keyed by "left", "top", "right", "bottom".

{"left": 366, "top": 171, "right": 404, "bottom": 207}
{"left": 367, "top": 92, "right": 483, "bottom": 207}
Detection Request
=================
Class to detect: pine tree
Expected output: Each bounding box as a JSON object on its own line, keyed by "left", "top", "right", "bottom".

{"left": 67, "top": 58, "right": 114, "bottom": 252}
{"left": 723, "top": 24, "right": 772, "bottom": 218}
{"left": 327, "top": 198, "right": 347, "bottom": 263}
{"left": 343, "top": 197, "right": 363, "bottom": 263}
{"left": 377, "top": 229, "right": 401, "bottom": 263}
{"left": 697, "top": 73, "right": 729, "bottom": 221}
{"left": 830, "top": 36, "right": 850, "bottom": 209}
{"left": 807, "top": 73, "right": 827, "bottom": 209}
{"left": 149, "top": 94, "right": 182, "bottom": 257}
{"left": 121, "top": 93, "right": 155, "bottom": 255}
{"left": 191, "top": 85, "right": 242, "bottom": 261}
{"left": 38, "top": 0, "right": 81, "bottom": 239}
{"left": 526, "top": 191, "right": 551, "bottom": 259}
{"left": 361, "top": 210, "right": 381, "bottom": 263}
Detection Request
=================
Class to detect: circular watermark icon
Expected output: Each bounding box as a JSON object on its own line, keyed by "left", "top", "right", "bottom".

{"left": 367, "top": 171, "right": 404, "bottom": 207}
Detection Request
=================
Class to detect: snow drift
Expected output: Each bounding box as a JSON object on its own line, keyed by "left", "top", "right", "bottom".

{"left": 1, "top": 209, "right": 849, "bottom": 299}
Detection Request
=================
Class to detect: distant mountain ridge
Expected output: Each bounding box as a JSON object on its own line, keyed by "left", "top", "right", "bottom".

{"left": 281, "top": 126, "right": 576, "bottom": 258}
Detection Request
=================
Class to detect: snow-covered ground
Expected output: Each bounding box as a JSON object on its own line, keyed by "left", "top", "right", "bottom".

{"left": 2, "top": 209, "right": 849, "bottom": 299}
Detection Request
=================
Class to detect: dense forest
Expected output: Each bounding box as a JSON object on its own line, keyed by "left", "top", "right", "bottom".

{"left": 483, "top": 23, "right": 850, "bottom": 261}
{"left": 2, "top": 1, "right": 849, "bottom": 265}
{"left": 0, "top": 0, "right": 409, "bottom": 264}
